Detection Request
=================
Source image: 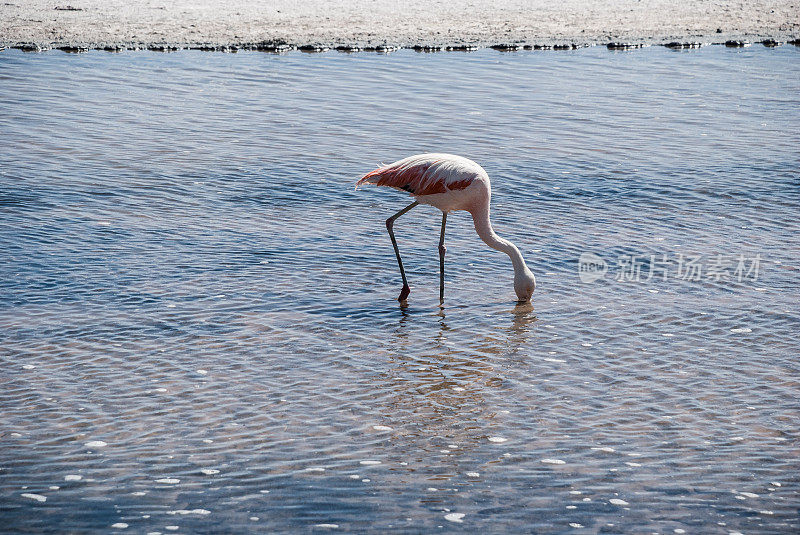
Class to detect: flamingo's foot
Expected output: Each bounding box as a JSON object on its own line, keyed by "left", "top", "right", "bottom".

{"left": 398, "top": 285, "right": 410, "bottom": 303}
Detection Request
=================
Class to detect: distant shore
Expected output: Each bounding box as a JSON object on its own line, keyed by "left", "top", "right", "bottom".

{"left": 1, "top": 0, "right": 798, "bottom": 50}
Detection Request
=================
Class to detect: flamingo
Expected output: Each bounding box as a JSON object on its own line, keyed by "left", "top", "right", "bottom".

{"left": 356, "top": 153, "right": 536, "bottom": 304}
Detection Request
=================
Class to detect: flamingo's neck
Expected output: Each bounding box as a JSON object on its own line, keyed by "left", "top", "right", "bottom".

{"left": 470, "top": 202, "right": 528, "bottom": 275}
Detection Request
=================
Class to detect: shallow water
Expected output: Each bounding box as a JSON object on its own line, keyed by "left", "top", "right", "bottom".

{"left": 1, "top": 46, "right": 799, "bottom": 533}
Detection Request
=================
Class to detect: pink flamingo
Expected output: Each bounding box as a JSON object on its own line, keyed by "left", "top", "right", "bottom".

{"left": 357, "top": 153, "right": 536, "bottom": 304}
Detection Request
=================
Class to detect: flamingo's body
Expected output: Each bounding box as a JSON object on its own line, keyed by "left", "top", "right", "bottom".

{"left": 357, "top": 153, "right": 535, "bottom": 304}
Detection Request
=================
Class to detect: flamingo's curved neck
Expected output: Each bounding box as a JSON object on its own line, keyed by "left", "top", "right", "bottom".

{"left": 470, "top": 203, "right": 528, "bottom": 275}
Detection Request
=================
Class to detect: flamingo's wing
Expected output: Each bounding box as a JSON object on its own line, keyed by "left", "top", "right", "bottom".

{"left": 356, "top": 154, "right": 475, "bottom": 196}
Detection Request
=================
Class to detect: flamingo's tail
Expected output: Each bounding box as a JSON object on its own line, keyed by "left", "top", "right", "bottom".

{"left": 354, "top": 164, "right": 389, "bottom": 190}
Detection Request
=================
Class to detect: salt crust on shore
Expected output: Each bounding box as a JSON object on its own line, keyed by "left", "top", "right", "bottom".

{"left": 1, "top": 1, "right": 797, "bottom": 49}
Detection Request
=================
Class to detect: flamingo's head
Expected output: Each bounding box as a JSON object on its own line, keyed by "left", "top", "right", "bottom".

{"left": 514, "top": 268, "right": 536, "bottom": 303}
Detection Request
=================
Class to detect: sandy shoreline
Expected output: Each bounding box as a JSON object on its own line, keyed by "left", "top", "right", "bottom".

{"left": 1, "top": 0, "right": 798, "bottom": 50}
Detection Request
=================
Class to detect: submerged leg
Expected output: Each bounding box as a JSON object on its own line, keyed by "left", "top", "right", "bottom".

{"left": 386, "top": 201, "right": 419, "bottom": 302}
{"left": 439, "top": 212, "right": 447, "bottom": 303}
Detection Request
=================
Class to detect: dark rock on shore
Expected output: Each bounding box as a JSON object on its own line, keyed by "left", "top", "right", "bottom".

{"left": 13, "top": 43, "right": 48, "bottom": 52}
{"left": 297, "top": 44, "right": 329, "bottom": 52}
{"left": 665, "top": 42, "right": 703, "bottom": 49}
{"left": 148, "top": 45, "right": 180, "bottom": 52}
{"left": 249, "top": 40, "right": 292, "bottom": 53}
{"left": 412, "top": 45, "right": 443, "bottom": 52}
{"left": 58, "top": 44, "right": 88, "bottom": 53}
{"left": 490, "top": 44, "right": 522, "bottom": 51}
{"left": 607, "top": 42, "right": 646, "bottom": 50}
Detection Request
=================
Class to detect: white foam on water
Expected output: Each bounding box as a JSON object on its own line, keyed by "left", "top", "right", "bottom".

{"left": 361, "top": 479, "right": 370, "bottom": 482}
{"left": 314, "top": 524, "right": 339, "bottom": 529}
{"left": 200, "top": 469, "right": 219, "bottom": 475}
{"left": 488, "top": 437, "right": 507, "bottom": 443}
{"left": 609, "top": 498, "right": 629, "bottom": 505}
{"left": 259, "top": 490, "right": 270, "bottom": 493}
{"left": 49, "top": 486, "right": 59, "bottom": 490}
{"left": 167, "top": 509, "right": 210, "bottom": 515}
{"left": 427, "top": 487, "right": 438, "bottom": 491}
{"left": 674, "top": 530, "right": 685, "bottom": 534}
{"left": 466, "top": 472, "right": 480, "bottom": 477}
{"left": 202, "top": 439, "right": 213, "bottom": 443}
{"left": 770, "top": 481, "right": 781, "bottom": 487}
{"left": 444, "top": 513, "right": 465, "bottom": 523}
{"left": 65, "top": 474, "right": 82, "bottom": 481}
{"left": 132, "top": 491, "right": 147, "bottom": 496}
{"left": 21, "top": 493, "right": 46, "bottom": 502}
{"left": 85, "top": 441, "right": 107, "bottom": 448}
{"left": 359, "top": 460, "right": 381, "bottom": 465}
{"left": 111, "top": 523, "right": 129, "bottom": 529}
{"left": 452, "top": 386, "right": 465, "bottom": 392}
{"left": 626, "top": 462, "right": 642, "bottom": 467}
{"left": 197, "top": 369, "right": 208, "bottom": 375}
{"left": 591, "top": 447, "right": 616, "bottom": 453}
{"left": 372, "top": 425, "right": 393, "bottom": 431}
{"left": 541, "top": 459, "right": 566, "bottom": 465}
{"left": 566, "top": 505, "right": 576, "bottom": 509}
{"left": 569, "top": 523, "right": 584, "bottom": 528}
{"left": 250, "top": 517, "right": 259, "bottom": 521}
{"left": 543, "top": 358, "right": 566, "bottom": 363}
{"left": 739, "top": 492, "right": 759, "bottom": 498}
{"left": 730, "top": 328, "right": 752, "bottom": 333}
{"left": 348, "top": 475, "right": 360, "bottom": 479}
{"left": 22, "top": 364, "right": 35, "bottom": 370}
{"left": 569, "top": 490, "right": 582, "bottom": 495}
{"left": 305, "top": 467, "right": 326, "bottom": 472}
{"left": 155, "top": 478, "right": 180, "bottom": 484}
{"left": 165, "top": 526, "right": 179, "bottom": 531}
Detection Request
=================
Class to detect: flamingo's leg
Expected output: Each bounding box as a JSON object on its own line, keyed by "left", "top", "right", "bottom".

{"left": 438, "top": 212, "right": 447, "bottom": 303}
{"left": 386, "top": 201, "right": 419, "bottom": 302}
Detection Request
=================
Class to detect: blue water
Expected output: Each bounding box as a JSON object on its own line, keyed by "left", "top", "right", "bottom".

{"left": 1, "top": 46, "right": 799, "bottom": 533}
